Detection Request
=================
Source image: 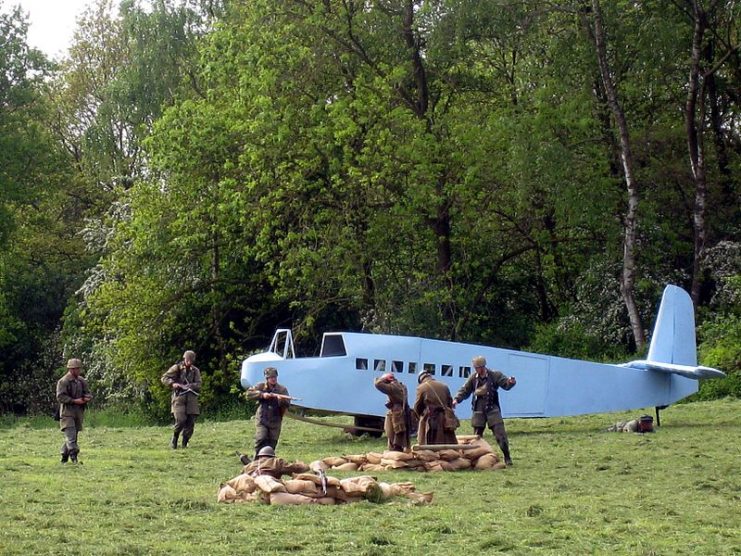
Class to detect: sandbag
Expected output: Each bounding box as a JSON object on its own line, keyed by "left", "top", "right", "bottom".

{"left": 323, "top": 456, "right": 348, "bottom": 467}
{"left": 284, "top": 479, "right": 319, "bottom": 495}
{"left": 448, "top": 457, "right": 472, "bottom": 470}
{"left": 380, "top": 458, "right": 409, "bottom": 469}
{"left": 359, "top": 463, "right": 387, "bottom": 472}
{"left": 365, "top": 452, "right": 383, "bottom": 464}
{"left": 437, "top": 449, "right": 462, "bottom": 461}
{"left": 424, "top": 462, "right": 445, "bottom": 472}
{"left": 228, "top": 473, "right": 257, "bottom": 494}
{"left": 344, "top": 454, "right": 368, "bottom": 465}
{"left": 411, "top": 449, "right": 438, "bottom": 462}
{"left": 269, "top": 492, "right": 315, "bottom": 505}
{"left": 473, "top": 453, "right": 500, "bottom": 470}
{"left": 382, "top": 450, "right": 414, "bottom": 461}
{"left": 254, "top": 475, "right": 286, "bottom": 493}
{"left": 332, "top": 462, "right": 359, "bottom": 471}
{"left": 293, "top": 472, "right": 341, "bottom": 487}
{"left": 217, "top": 484, "right": 239, "bottom": 503}
{"left": 339, "top": 476, "right": 378, "bottom": 495}
{"left": 405, "top": 491, "right": 434, "bottom": 505}
{"left": 309, "top": 460, "right": 329, "bottom": 473}
{"left": 461, "top": 438, "right": 495, "bottom": 460}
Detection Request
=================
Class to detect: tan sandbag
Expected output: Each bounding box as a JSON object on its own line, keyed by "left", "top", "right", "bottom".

{"left": 389, "top": 482, "right": 416, "bottom": 496}
{"left": 217, "top": 484, "right": 239, "bottom": 503}
{"left": 284, "top": 479, "right": 319, "bottom": 495}
{"left": 462, "top": 438, "right": 495, "bottom": 460}
{"left": 229, "top": 473, "right": 257, "bottom": 494}
{"left": 380, "top": 458, "right": 409, "bottom": 469}
{"left": 437, "top": 449, "right": 462, "bottom": 461}
{"left": 323, "top": 456, "right": 348, "bottom": 467}
{"left": 333, "top": 490, "right": 365, "bottom": 504}
{"left": 344, "top": 454, "right": 368, "bottom": 465}
{"left": 359, "top": 463, "right": 387, "bottom": 472}
{"left": 424, "top": 462, "right": 445, "bottom": 472}
{"left": 365, "top": 452, "right": 383, "bottom": 464}
{"left": 411, "top": 449, "right": 439, "bottom": 462}
{"left": 236, "top": 492, "right": 261, "bottom": 503}
{"left": 448, "top": 457, "right": 472, "bottom": 470}
{"left": 405, "top": 491, "right": 434, "bottom": 505}
{"left": 269, "top": 492, "right": 315, "bottom": 505}
{"left": 493, "top": 461, "right": 508, "bottom": 470}
{"left": 309, "top": 460, "right": 329, "bottom": 473}
{"left": 293, "top": 472, "right": 341, "bottom": 487}
{"left": 378, "top": 482, "right": 394, "bottom": 498}
{"left": 474, "top": 453, "right": 500, "bottom": 470}
{"left": 382, "top": 450, "right": 414, "bottom": 461}
{"left": 340, "top": 475, "right": 378, "bottom": 495}
{"left": 439, "top": 461, "right": 456, "bottom": 471}
{"left": 403, "top": 459, "right": 426, "bottom": 469}
{"left": 333, "top": 462, "right": 359, "bottom": 471}
{"left": 254, "top": 475, "right": 286, "bottom": 493}
{"left": 314, "top": 497, "right": 336, "bottom": 505}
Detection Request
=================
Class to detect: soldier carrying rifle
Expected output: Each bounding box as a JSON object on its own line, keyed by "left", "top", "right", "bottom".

{"left": 245, "top": 367, "right": 292, "bottom": 458}
{"left": 161, "top": 350, "right": 201, "bottom": 449}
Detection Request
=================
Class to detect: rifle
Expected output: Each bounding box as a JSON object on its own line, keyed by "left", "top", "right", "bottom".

{"left": 246, "top": 389, "right": 302, "bottom": 401}
{"left": 316, "top": 468, "right": 328, "bottom": 496}
{"left": 177, "top": 386, "right": 199, "bottom": 396}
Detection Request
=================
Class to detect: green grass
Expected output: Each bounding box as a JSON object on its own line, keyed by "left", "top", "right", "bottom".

{"left": 1, "top": 399, "right": 739, "bottom": 555}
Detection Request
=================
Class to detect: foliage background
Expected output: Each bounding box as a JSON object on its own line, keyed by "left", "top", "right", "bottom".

{"left": 0, "top": 0, "right": 738, "bottom": 417}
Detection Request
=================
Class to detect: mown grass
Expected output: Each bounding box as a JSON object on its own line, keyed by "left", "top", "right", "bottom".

{"left": 1, "top": 399, "right": 739, "bottom": 555}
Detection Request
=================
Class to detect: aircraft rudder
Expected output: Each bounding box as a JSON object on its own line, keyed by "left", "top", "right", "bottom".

{"left": 646, "top": 285, "right": 697, "bottom": 366}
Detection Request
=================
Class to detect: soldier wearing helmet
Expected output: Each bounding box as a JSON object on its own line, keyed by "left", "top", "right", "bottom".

{"left": 161, "top": 349, "right": 202, "bottom": 449}
{"left": 245, "top": 366, "right": 291, "bottom": 458}
{"left": 241, "top": 446, "right": 308, "bottom": 479}
{"left": 413, "top": 370, "right": 458, "bottom": 445}
{"left": 374, "top": 372, "right": 411, "bottom": 452}
{"left": 452, "top": 355, "right": 516, "bottom": 465}
{"left": 55, "top": 358, "right": 93, "bottom": 463}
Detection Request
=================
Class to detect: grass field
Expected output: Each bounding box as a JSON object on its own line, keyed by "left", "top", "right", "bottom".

{"left": 1, "top": 399, "right": 739, "bottom": 555}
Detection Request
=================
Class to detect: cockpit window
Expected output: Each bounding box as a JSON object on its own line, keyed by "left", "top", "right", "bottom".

{"left": 356, "top": 358, "right": 368, "bottom": 370}
{"left": 423, "top": 363, "right": 436, "bottom": 375}
{"left": 374, "top": 359, "right": 386, "bottom": 372}
{"left": 441, "top": 364, "right": 453, "bottom": 377}
{"left": 459, "top": 366, "right": 471, "bottom": 378}
{"left": 321, "top": 334, "right": 347, "bottom": 357}
{"left": 392, "top": 360, "right": 404, "bottom": 373}
{"left": 408, "top": 362, "right": 417, "bottom": 374}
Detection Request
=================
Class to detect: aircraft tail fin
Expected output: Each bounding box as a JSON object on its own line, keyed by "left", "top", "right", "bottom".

{"left": 623, "top": 285, "right": 725, "bottom": 380}
{"left": 647, "top": 284, "right": 697, "bottom": 366}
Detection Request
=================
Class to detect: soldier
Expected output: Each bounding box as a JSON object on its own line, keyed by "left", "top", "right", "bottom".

{"left": 374, "top": 373, "right": 411, "bottom": 452}
{"left": 56, "top": 358, "right": 93, "bottom": 464}
{"left": 246, "top": 367, "right": 291, "bottom": 458}
{"left": 161, "top": 350, "right": 201, "bottom": 449}
{"left": 241, "top": 446, "right": 307, "bottom": 479}
{"left": 453, "top": 355, "right": 516, "bottom": 465}
{"left": 413, "top": 371, "right": 458, "bottom": 445}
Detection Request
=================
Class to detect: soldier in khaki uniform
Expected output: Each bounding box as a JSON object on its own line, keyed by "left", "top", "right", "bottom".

{"left": 241, "top": 446, "right": 306, "bottom": 478}
{"left": 453, "top": 355, "right": 516, "bottom": 465}
{"left": 246, "top": 367, "right": 290, "bottom": 458}
{"left": 56, "top": 358, "right": 93, "bottom": 463}
{"left": 374, "top": 373, "right": 411, "bottom": 452}
{"left": 413, "top": 371, "right": 458, "bottom": 445}
{"left": 161, "top": 350, "right": 201, "bottom": 449}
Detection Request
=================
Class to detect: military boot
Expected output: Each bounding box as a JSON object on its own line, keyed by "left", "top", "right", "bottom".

{"left": 60, "top": 453, "right": 69, "bottom": 464}
{"left": 181, "top": 436, "right": 189, "bottom": 448}
{"left": 70, "top": 454, "right": 81, "bottom": 464}
{"left": 171, "top": 434, "right": 179, "bottom": 449}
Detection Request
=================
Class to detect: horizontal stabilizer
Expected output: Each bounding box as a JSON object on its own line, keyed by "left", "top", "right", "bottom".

{"left": 623, "top": 360, "right": 726, "bottom": 380}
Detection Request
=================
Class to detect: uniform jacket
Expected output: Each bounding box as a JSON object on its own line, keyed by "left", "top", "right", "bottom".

{"left": 374, "top": 376, "right": 411, "bottom": 449}
{"left": 161, "top": 362, "right": 201, "bottom": 415}
{"left": 454, "top": 368, "right": 514, "bottom": 413}
{"left": 247, "top": 382, "right": 290, "bottom": 427}
{"left": 56, "top": 373, "right": 92, "bottom": 430}
{"left": 413, "top": 378, "right": 458, "bottom": 445}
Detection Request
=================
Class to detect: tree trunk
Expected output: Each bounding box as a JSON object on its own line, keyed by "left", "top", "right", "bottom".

{"left": 591, "top": 0, "right": 645, "bottom": 350}
{"left": 685, "top": 1, "right": 708, "bottom": 306}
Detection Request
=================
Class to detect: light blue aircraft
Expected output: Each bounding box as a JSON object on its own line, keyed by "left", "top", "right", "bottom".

{"left": 241, "top": 285, "right": 725, "bottom": 430}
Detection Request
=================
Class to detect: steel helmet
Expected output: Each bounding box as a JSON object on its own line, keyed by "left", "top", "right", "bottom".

{"left": 264, "top": 367, "right": 278, "bottom": 378}
{"left": 257, "top": 446, "right": 275, "bottom": 458}
{"left": 417, "top": 371, "right": 431, "bottom": 384}
{"left": 66, "top": 358, "right": 82, "bottom": 369}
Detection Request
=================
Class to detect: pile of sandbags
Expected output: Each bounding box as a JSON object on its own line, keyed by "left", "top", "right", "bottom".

{"left": 217, "top": 472, "right": 432, "bottom": 505}
{"left": 309, "top": 435, "right": 507, "bottom": 473}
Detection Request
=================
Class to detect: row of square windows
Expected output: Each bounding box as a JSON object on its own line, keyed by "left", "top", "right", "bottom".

{"left": 356, "top": 358, "right": 472, "bottom": 379}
